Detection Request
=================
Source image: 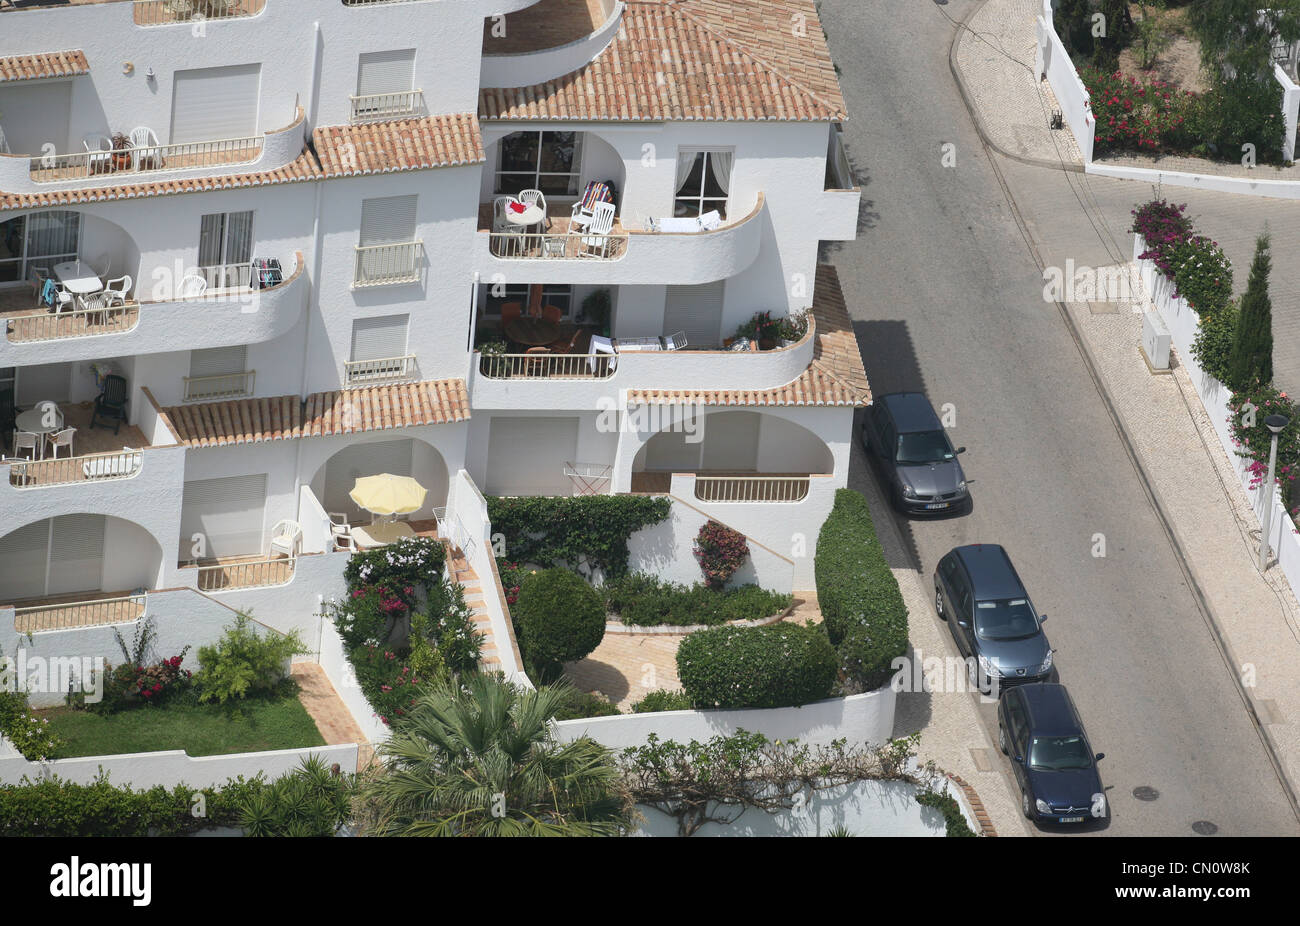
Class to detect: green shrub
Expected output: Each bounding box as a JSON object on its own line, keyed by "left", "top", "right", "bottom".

{"left": 0, "top": 691, "right": 64, "bottom": 761}
{"left": 604, "top": 574, "right": 791, "bottom": 627}
{"left": 676, "top": 623, "right": 837, "bottom": 709}
{"left": 552, "top": 689, "right": 622, "bottom": 721}
{"left": 237, "top": 755, "right": 353, "bottom": 837}
{"left": 1198, "top": 74, "right": 1285, "bottom": 164}
{"left": 631, "top": 689, "right": 694, "bottom": 713}
{"left": 1191, "top": 300, "right": 1238, "bottom": 383}
{"left": 195, "top": 614, "right": 308, "bottom": 705}
{"left": 1170, "top": 234, "right": 1233, "bottom": 315}
{"left": 838, "top": 620, "right": 910, "bottom": 693}
{"left": 348, "top": 645, "right": 433, "bottom": 727}
{"left": 343, "top": 536, "right": 445, "bottom": 601}
{"left": 1226, "top": 233, "right": 1274, "bottom": 391}
{"left": 915, "top": 789, "right": 977, "bottom": 837}
{"left": 694, "top": 520, "right": 750, "bottom": 589}
{"left": 486, "top": 495, "right": 670, "bottom": 578}
{"left": 420, "top": 581, "right": 483, "bottom": 675}
{"left": 325, "top": 584, "right": 409, "bottom": 650}
{"left": 514, "top": 568, "right": 606, "bottom": 679}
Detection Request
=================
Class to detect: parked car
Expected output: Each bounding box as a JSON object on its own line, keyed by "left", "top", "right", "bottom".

{"left": 934, "top": 544, "right": 1052, "bottom": 685}
{"left": 861, "top": 392, "right": 968, "bottom": 513}
{"left": 998, "top": 682, "right": 1107, "bottom": 824}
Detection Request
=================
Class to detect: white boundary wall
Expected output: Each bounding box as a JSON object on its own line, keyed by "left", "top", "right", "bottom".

{"left": 1035, "top": 2, "right": 1095, "bottom": 163}
{"left": 317, "top": 619, "right": 392, "bottom": 747}
{"left": 0, "top": 741, "right": 356, "bottom": 790}
{"left": 553, "top": 685, "right": 896, "bottom": 751}
{"left": 1136, "top": 233, "right": 1300, "bottom": 604}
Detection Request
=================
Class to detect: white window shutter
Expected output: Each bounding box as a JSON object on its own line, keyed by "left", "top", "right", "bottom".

{"left": 170, "top": 64, "right": 262, "bottom": 144}
{"left": 357, "top": 50, "right": 416, "bottom": 96}
{"left": 189, "top": 346, "right": 248, "bottom": 379}
{"left": 359, "top": 195, "right": 418, "bottom": 247}
{"left": 350, "top": 314, "right": 409, "bottom": 362}
{"left": 180, "top": 474, "right": 267, "bottom": 558}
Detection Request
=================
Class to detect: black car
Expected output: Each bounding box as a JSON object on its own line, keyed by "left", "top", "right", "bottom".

{"left": 998, "top": 683, "right": 1107, "bottom": 824}
{"left": 862, "top": 392, "right": 968, "bottom": 513}
{"left": 934, "top": 544, "right": 1052, "bottom": 686}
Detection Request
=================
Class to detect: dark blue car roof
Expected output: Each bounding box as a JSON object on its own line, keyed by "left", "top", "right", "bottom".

{"left": 1019, "top": 683, "right": 1083, "bottom": 734}
{"left": 952, "top": 544, "right": 1025, "bottom": 601}
{"left": 879, "top": 392, "right": 943, "bottom": 433}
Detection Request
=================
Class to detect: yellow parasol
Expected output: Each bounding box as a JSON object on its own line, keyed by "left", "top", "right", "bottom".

{"left": 348, "top": 474, "right": 427, "bottom": 517}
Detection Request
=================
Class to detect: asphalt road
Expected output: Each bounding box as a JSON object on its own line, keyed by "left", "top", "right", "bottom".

{"left": 819, "top": 0, "right": 1299, "bottom": 836}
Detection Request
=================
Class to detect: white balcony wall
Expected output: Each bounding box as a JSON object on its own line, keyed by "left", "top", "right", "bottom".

{"left": 479, "top": 1, "right": 624, "bottom": 88}
{"left": 309, "top": 168, "right": 481, "bottom": 394}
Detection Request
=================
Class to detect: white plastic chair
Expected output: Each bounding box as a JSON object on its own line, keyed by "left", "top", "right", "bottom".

{"left": 13, "top": 430, "right": 40, "bottom": 461}
{"left": 662, "top": 330, "right": 688, "bottom": 351}
{"left": 47, "top": 427, "right": 75, "bottom": 459}
{"left": 578, "top": 201, "right": 617, "bottom": 258}
{"left": 518, "top": 189, "right": 547, "bottom": 228}
{"left": 0, "top": 124, "right": 9, "bottom": 155}
{"left": 178, "top": 275, "right": 208, "bottom": 299}
{"left": 589, "top": 334, "right": 617, "bottom": 373}
{"left": 102, "top": 275, "right": 133, "bottom": 307}
{"left": 492, "top": 196, "right": 522, "bottom": 234}
{"left": 129, "top": 127, "right": 163, "bottom": 170}
{"left": 268, "top": 519, "right": 302, "bottom": 558}
{"left": 82, "top": 134, "right": 112, "bottom": 172}
{"left": 86, "top": 253, "right": 110, "bottom": 280}
{"left": 328, "top": 512, "right": 356, "bottom": 552}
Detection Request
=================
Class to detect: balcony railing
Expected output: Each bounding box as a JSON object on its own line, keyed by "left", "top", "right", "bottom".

{"left": 183, "top": 370, "right": 256, "bottom": 402}
{"left": 134, "top": 0, "right": 266, "bottom": 25}
{"left": 196, "top": 556, "right": 295, "bottom": 592}
{"left": 195, "top": 261, "right": 255, "bottom": 291}
{"left": 488, "top": 231, "right": 628, "bottom": 261}
{"left": 694, "top": 475, "right": 811, "bottom": 504}
{"left": 8, "top": 448, "right": 144, "bottom": 489}
{"left": 478, "top": 352, "right": 614, "bottom": 379}
{"left": 353, "top": 241, "right": 422, "bottom": 287}
{"left": 14, "top": 593, "right": 147, "bottom": 634}
{"left": 350, "top": 90, "right": 426, "bottom": 124}
{"left": 344, "top": 354, "right": 417, "bottom": 387}
{"left": 6, "top": 302, "right": 139, "bottom": 343}
{"left": 30, "top": 136, "right": 264, "bottom": 184}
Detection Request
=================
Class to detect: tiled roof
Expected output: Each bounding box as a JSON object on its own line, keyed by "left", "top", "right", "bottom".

{"left": 161, "top": 379, "right": 470, "bottom": 448}
{"left": 314, "top": 114, "right": 486, "bottom": 177}
{"left": 0, "top": 147, "right": 323, "bottom": 212}
{"left": 479, "top": 0, "right": 847, "bottom": 122}
{"left": 627, "top": 264, "right": 871, "bottom": 408}
{"left": 0, "top": 50, "right": 89, "bottom": 83}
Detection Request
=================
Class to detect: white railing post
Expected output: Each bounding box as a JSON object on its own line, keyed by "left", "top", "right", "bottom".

{"left": 195, "top": 556, "right": 296, "bottom": 592}
{"left": 343, "top": 354, "right": 416, "bottom": 387}
{"left": 30, "top": 135, "right": 264, "bottom": 184}
{"left": 476, "top": 352, "right": 614, "bottom": 380}
{"left": 694, "top": 475, "right": 811, "bottom": 503}
{"left": 487, "top": 231, "right": 628, "bottom": 261}
{"left": 352, "top": 241, "right": 422, "bottom": 287}
{"left": 349, "top": 89, "right": 426, "bottom": 124}
{"left": 13, "top": 592, "right": 147, "bottom": 634}
{"left": 8, "top": 448, "right": 144, "bottom": 488}
{"left": 183, "top": 370, "right": 256, "bottom": 401}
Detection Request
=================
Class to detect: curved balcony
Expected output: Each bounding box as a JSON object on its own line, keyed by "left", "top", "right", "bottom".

{"left": 470, "top": 313, "right": 815, "bottom": 410}
{"left": 0, "top": 252, "right": 306, "bottom": 365}
{"left": 0, "top": 106, "right": 305, "bottom": 196}
{"left": 480, "top": 0, "right": 624, "bottom": 88}
{"left": 474, "top": 193, "right": 765, "bottom": 286}
{"left": 133, "top": 0, "right": 267, "bottom": 26}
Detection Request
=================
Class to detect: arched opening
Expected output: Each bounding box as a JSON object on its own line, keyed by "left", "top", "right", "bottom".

{"left": 0, "top": 513, "right": 163, "bottom": 606}
{"left": 0, "top": 210, "right": 136, "bottom": 299}
{"left": 308, "top": 436, "right": 450, "bottom": 526}
{"left": 631, "top": 410, "right": 834, "bottom": 491}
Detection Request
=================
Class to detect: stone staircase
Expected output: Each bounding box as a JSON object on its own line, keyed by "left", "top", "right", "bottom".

{"left": 447, "top": 550, "right": 502, "bottom": 673}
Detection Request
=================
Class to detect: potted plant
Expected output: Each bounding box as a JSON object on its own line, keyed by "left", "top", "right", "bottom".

{"left": 778, "top": 310, "right": 809, "bottom": 345}
{"left": 582, "top": 288, "right": 612, "bottom": 336}
{"left": 110, "top": 133, "right": 132, "bottom": 172}
{"left": 743, "top": 310, "right": 781, "bottom": 350}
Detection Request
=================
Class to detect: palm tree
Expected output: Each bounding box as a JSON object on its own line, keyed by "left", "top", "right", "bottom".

{"left": 361, "top": 673, "right": 633, "bottom": 836}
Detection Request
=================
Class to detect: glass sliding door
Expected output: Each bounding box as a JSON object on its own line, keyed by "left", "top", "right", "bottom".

{"left": 198, "top": 211, "right": 254, "bottom": 290}
{"left": 0, "top": 212, "right": 81, "bottom": 288}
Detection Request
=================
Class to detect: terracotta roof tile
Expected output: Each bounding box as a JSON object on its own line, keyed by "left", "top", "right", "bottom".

{"left": 0, "top": 146, "right": 323, "bottom": 212}
{"left": 161, "top": 379, "right": 470, "bottom": 448}
{"left": 314, "top": 113, "right": 486, "bottom": 177}
{"left": 0, "top": 50, "right": 89, "bottom": 83}
{"left": 626, "top": 264, "right": 870, "bottom": 408}
{"left": 479, "top": 0, "right": 847, "bottom": 123}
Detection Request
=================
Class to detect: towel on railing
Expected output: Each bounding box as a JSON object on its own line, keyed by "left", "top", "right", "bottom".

{"left": 41, "top": 278, "right": 58, "bottom": 308}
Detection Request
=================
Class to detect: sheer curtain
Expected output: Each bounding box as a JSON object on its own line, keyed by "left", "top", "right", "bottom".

{"left": 675, "top": 151, "right": 698, "bottom": 194}
{"left": 708, "top": 151, "right": 733, "bottom": 195}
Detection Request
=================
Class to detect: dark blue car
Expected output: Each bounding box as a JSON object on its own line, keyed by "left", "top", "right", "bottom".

{"left": 997, "top": 683, "right": 1107, "bottom": 825}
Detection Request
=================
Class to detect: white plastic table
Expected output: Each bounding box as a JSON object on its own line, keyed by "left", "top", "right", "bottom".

{"left": 53, "top": 261, "right": 103, "bottom": 295}
{"left": 351, "top": 521, "right": 416, "bottom": 550}
{"left": 504, "top": 202, "right": 545, "bottom": 230}
{"left": 14, "top": 406, "right": 61, "bottom": 460}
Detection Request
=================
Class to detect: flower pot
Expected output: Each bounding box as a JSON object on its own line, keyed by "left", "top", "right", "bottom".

{"left": 758, "top": 337, "right": 776, "bottom": 351}
{"left": 111, "top": 152, "right": 132, "bottom": 172}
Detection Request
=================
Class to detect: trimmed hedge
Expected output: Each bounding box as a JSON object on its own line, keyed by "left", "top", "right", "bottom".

{"left": 631, "top": 689, "right": 694, "bottom": 713}
{"left": 916, "top": 789, "right": 977, "bottom": 837}
{"left": 552, "top": 690, "right": 622, "bottom": 721}
{"left": 513, "top": 568, "right": 606, "bottom": 679}
{"left": 815, "top": 489, "right": 909, "bottom": 691}
{"left": 676, "top": 623, "right": 837, "bottom": 710}
{"left": 486, "top": 495, "right": 671, "bottom": 578}
{"left": 604, "top": 574, "right": 791, "bottom": 627}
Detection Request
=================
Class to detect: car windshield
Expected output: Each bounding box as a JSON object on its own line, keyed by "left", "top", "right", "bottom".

{"left": 974, "top": 598, "right": 1039, "bottom": 641}
{"left": 1029, "top": 735, "right": 1093, "bottom": 771}
{"left": 895, "top": 430, "right": 955, "bottom": 464}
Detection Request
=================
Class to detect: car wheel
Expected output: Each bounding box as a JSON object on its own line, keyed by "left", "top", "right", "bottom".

{"left": 1022, "top": 790, "right": 1034, "bottom": 820}
{"left": 998, "top": 723, "right": 1008, "bottom": 755}
{"left": 935, "top": 587, "right": 945, "bottom": 620}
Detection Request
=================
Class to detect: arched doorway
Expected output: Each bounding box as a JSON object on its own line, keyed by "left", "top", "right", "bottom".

{"left": 632, "top": 410, "right": 834, "bottom": 476}
{"left": 0, "top": 513, "right": 163, "bottom": 605}
{"left": 309, "top": 436, "right": 449, "bottom": 525}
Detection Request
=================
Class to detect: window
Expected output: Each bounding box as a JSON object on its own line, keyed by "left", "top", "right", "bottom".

{"left": 350, "top": 314, "right": 409, "bottom": 362}
{"left": 355, "top": 196, "right": 420, "bottom": 286}
{"left": 198, "top": 211, "right": 254, "bottom": 289}
{"left": 482, "top": 284, "right": 573, "bottom": 319}
{"left": 356, "top": 49, "right": 416, "bottom": 97}
{"left": 674, "top": 150, "right": 732, "bottom": 219}
{"left": 0, "top": 212, "right": 81, "bottom": 286}
{"left": 359, "top": 195, "right": 418, "bottom": 246}
{"left": 495, "top": 131, "right": 583, "bottom": 197}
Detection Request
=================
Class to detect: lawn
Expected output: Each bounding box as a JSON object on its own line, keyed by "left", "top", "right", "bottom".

{"left": 38, "top": 693, "right": 326, "bottom": 758}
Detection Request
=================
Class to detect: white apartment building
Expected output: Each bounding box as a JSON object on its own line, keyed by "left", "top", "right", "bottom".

{"left": 0, "top": 0, "right": 867, "bottom": 649}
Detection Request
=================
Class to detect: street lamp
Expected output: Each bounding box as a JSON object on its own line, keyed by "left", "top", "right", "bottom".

{"left": 1260, "top": 414, "right": 1291, "bottom": 570}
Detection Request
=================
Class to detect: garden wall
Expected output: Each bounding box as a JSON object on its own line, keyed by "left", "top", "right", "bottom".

{"left": 0, "top": 741, "right": 357, "bottom": 790}
{"left": 193, "top": 550, "right": 349, "bottom": 642}
{"left": 625, "top": 494, "right": 796, "bottom": 594}
{"left": 552, "top": 685, "right": 896, "bottom": 751}
{"left": 1035, "top": 1, "right": 1095, "bottom": 163}
{"left": 1136, "top": 234, "right": 1300, "bottom": 604}
{"left": 632, "top": 776, "right": 973, "bottom": 837}
{"left": 317, "top": 619, "right": 392, "bottom": 747}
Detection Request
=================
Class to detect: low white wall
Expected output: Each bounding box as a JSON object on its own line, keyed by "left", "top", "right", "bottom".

{"left": 633, "top": 777, "right": 957, "bottom": 837}
{"left": 0, "top": 742, "right": 357, "bottom": 790}
{"left": 626, "top": 494, "right": 796, "bottom": 594}
{"left": 1277, "top": 63, "right": 1300, "bottom": 164}
{"left": 479, "top": 1, "right": 624, "bottom": 88}
{"left": 553, "top": 685, "right": 896, "bottom": 751}
{"left": 188, "top": 550, "right": 348, "bottom": 640}
{"left": 316, "top": 618, "right": 392, "bottom": 746}
{"left": 299, "top": 485, "right": 334, "bottom": 555}
{"left": 1091, "top": 161, "right": 1300, "bottom": 200}
{"left": 1137, "top": 233, "right": 1300, "bottom": 609}
{"left": 1035, "top": 8, "right": 1095, "bottom": 163}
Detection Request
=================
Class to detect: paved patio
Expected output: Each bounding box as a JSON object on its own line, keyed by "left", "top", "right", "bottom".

{"left": 292, "top": 662, "right": 372, "bottom": 772}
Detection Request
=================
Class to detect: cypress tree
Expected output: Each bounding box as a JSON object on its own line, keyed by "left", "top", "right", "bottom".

{"left": 1227, "top": 233, "right": 1274, "bottom": 390}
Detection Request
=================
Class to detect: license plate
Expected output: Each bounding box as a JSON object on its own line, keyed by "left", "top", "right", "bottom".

{"left": 1058, "top": 816, "right": 1084, "bottom": 823}
{"left": 925, "top": 502, "right": 949, "bottom": 510}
